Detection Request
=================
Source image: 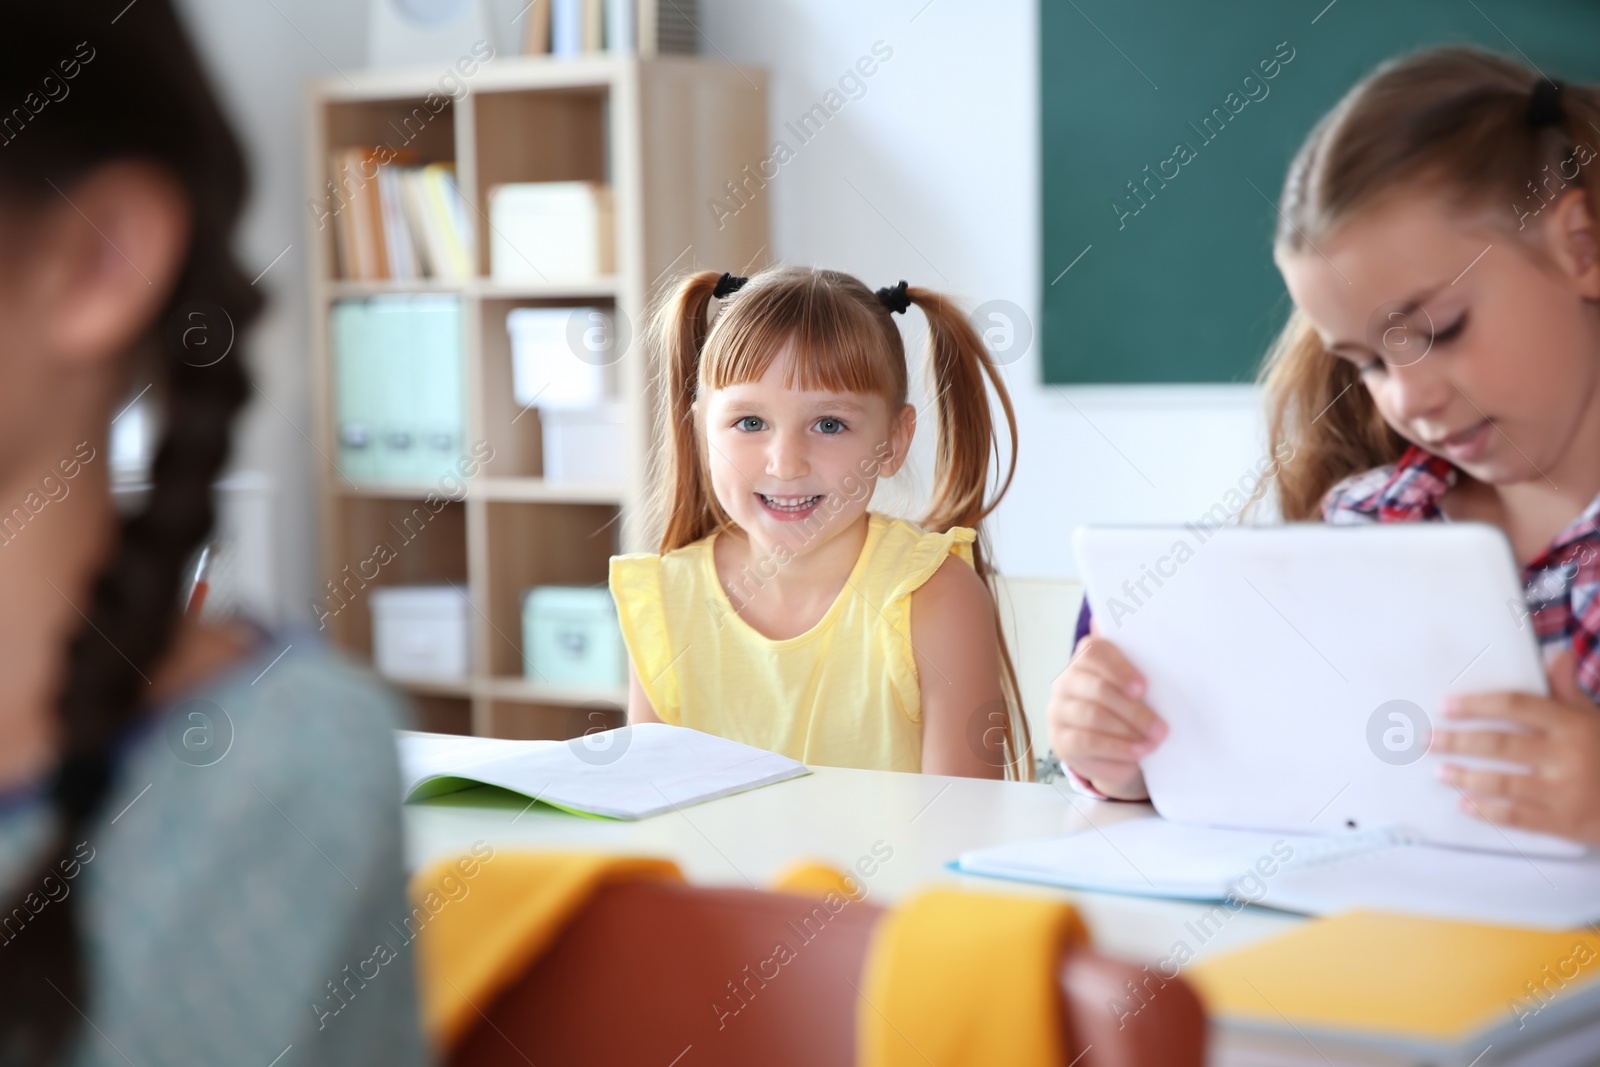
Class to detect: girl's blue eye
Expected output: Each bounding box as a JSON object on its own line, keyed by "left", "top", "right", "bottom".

{"left": 816, "top": 417, "right": 845, "bottom": 435}
{"left": 735, "top": 416, "right": 764, "bottom": 432}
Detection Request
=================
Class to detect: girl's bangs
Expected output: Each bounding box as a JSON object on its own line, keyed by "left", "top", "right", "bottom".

{"left": 700, "top": 279, "right": 902, "bottom": 401}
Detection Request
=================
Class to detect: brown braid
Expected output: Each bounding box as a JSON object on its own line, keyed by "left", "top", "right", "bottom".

{"left": 0, "top": 2, "right": 260, "bottom": 1061}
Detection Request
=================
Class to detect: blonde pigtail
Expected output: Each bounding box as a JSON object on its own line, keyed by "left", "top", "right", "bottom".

{"left": 906, "top": 286, "right": 1031, "bottom": 780}
{"left": 643, "top": 270, "right": 728, "bottom": 553}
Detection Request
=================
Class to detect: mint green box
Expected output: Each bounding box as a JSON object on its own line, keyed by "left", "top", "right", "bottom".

{"left": 522, "top": 586, "right": 626, "bottom": 688}
{"left": 332, "top": 295, "right": 466, "bottom": 487}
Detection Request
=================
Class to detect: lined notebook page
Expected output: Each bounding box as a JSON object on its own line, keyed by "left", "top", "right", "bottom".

{"left": 1261, "top": 839, "right": 1600, "bottom": 930}
{"left": 955, "top": 818, "right": 1356, "bottom": 900}
{"left": 957, "top": 815, "right": 1600, "bottom": 928}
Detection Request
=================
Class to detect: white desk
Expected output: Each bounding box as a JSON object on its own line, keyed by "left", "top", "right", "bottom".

{"left": 403, "top": 766, "right": 1302, "bottom": 968}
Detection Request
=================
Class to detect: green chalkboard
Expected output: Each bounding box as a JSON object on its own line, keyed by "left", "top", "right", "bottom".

{"left": 1040, "top": 0, "right": 1600, "bottom": 383}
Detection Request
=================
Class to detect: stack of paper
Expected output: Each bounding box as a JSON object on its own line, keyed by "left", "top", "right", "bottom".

{"left": 396, "top": 723, "right": 810, "bottom": 819}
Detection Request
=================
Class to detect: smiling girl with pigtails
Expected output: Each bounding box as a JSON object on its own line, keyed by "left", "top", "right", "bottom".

{"left": 608, "top": 266, "right": 1031, "bottom": 779}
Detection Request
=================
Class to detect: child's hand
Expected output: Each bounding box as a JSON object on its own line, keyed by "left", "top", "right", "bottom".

{"left": 1432, "top": 649, "right": 1600, "bottom": 844}
{"left": 1047, "top": 626, "right": 1168, "bottom": 800}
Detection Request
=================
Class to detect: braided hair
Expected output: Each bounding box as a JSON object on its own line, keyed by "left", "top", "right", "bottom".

{"left": 0, "top": 2, "right": 260, "bottom": 1061}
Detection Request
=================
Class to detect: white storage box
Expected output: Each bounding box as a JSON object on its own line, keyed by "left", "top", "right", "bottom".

{"left": 542, "top": 402, "right": 628, "bottom": 484}
{"left": 507, "top": 306, "right": 608, "bottom": 410}
{"left": 370, "top": 584, "right": 470, "bottom": 681}
{"left": 489, "top": 182, "right": 615, "bottom": 282}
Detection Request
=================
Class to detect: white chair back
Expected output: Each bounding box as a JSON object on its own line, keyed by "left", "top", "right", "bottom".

{"left": 993, "top": 576, "right": 1084, "bottom": 767}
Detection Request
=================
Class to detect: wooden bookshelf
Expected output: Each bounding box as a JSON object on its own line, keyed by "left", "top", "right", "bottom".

{"left": 304, "top": 55, "right": 769, "bottom": 738}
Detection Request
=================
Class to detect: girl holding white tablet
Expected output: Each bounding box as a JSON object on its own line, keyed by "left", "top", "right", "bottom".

{"left": 1051, "top": 46, "right": 1600, "bottom": 845}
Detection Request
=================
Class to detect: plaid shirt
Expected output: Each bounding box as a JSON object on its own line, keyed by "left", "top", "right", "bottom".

{"left": 1322, "top": 444, "right": 1600, "bottom": 701}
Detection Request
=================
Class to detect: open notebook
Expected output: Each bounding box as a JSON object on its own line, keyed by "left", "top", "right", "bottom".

{"left": 397, "top": 723, "right": 809, "bottom": 820}
{"left": 955, "top": 817, "right": 1600, "bottom": 930}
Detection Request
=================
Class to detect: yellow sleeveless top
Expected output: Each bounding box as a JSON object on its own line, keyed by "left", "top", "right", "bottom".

{"left": 608, "top": 512, "right": 977, "bottom": 772}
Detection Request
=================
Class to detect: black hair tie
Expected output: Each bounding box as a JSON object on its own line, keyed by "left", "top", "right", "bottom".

{"left": 1528, "top": 78, "right": 1567, "bottom": 128}
{"left": 712, "top": 272, "right": 747, "bottom": 299}
{"left": 876, "top": 280, "right": 911, "bottom": 315}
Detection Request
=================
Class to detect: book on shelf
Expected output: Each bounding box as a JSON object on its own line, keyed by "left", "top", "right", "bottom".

{"left": 604, "top": 0, "right": 633, "bottom": 53}
{"left": 327, "top": 152, "right": 476, "bottom": 282}
{"left": 525, "top": 0, "right": 695, "bottom": 56}
{"left": 520, "top": 0, "right": 551, "bottom": 55}
{"left": 332, "top": 295, "right": 466, "bottom": 485}
{"left": 583, "top": 0, "right": 604, "bottom": 53}
{"left": 639, "top": 0, "right": 697, "bottom": 56}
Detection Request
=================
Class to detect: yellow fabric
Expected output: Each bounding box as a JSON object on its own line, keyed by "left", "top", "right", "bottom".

{"left": 1189, "top": 910, "right": 1600, "bottom": 1041}
{"left": 411, "top": 851, "right": 682, "bottom": 1051}
{"left": 858, "top": 888, "right": 1088, "bottom": 1067}
{"left": 609, "top": 511, "right": 976, "bottom": 772}
{"left": 772, "top": 860, "right": 871, "bottom": 901}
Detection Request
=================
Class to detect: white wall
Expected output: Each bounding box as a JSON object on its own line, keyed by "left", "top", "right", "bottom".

{"left": 180, "top": 0, "right": 1278, "bottom": 627}
{"left": 174, "top": 0, "right": 373, "bottom": 624}
{"left": 700, "top": 0, "right": 1272, "bottom": 578}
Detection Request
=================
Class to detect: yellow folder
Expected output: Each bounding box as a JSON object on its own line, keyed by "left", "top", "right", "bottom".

{"left": 1189, "top": 910, "right": 1600, "bottom": 1062}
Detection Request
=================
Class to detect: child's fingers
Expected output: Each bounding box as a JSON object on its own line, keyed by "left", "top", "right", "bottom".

{"left": 1456, "top": 792, "right": 1556, "bottom": 832}
{"left": 1437, "top": 763, "right": 1545, "bottom": 800}
{"left": 1443, "top": 691, "right": 1559, "bottom": 730}
{"left": 1069, "top": 758, "right": 1147, "bottom": 796}
{"left": 1057, "top": 727, "right": 1151, "bottom": 765}
{"left": 1429, "top": 726, "right": 1543, "bottom": 764}
{"left": 1076, "top": 681, "right": 1163, "bottom": 742}
{"left": 1054, "top": 678, "right": 1150, "bottom": 741}
{"left": 1072, "top": 636, "right": 1146, "bottom": 698}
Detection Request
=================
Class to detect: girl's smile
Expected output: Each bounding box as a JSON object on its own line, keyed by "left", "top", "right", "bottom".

{"left": 756, "top": 492, "right": 826, "bottom": 521}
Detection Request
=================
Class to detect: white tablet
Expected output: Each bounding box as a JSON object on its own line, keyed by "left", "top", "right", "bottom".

{"left": 1073, "top": 523, "right": 1582, "bottom": 858}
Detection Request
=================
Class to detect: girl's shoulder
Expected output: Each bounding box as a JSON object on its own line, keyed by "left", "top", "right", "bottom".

{"left": 609, "top": 530, "right": 715, "bottom": 592}
{"left": 864, "top": 512, "right": 977, "bottom": 600}
{"left": 1320, "top": 444, "right": 1455, "bottom": 524}
{"left": 116, "top": 629, "right": 410, "bottom": 869}
{"left": 72, "top": 630, "right": 427, "bottom": 1065}
{"left": 869, "top": 510, "right": 975, "bottom": 549}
